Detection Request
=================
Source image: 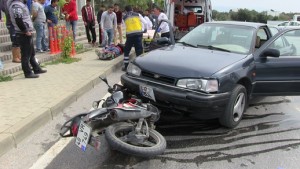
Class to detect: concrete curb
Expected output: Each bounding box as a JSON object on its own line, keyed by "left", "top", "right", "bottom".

{"left": 0, "top": 52, "right": 130, "bottom": 157}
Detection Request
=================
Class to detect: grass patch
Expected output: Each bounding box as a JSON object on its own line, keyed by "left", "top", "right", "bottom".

{"left": 44, "top": 57, "right": 81, "bottom": 65}
{"left": 0, "top": 75, "right": 13, "bottom": 82}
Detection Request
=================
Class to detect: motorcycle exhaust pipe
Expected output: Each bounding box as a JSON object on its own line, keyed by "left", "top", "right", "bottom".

{"left": 110, "top": 109, "right": 154, "bottom": 121}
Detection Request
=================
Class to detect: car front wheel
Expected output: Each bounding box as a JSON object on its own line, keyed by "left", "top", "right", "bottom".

{"left": 219, "top": 84, "right": 247, "bottom": 128}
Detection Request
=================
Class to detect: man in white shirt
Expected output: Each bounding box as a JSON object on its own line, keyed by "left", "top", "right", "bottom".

{"left": 100, "top": 6, "right": 117, "bottom": 46}
{"left": 153, "top": 6, "right": 170, "bottom": 38}
{"left": 143, "top": 9, "right": 153, "bottom": 30}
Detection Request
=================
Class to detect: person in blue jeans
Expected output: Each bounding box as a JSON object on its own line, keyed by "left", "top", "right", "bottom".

{"left": 62, "top": 0, "right": 78, "bottom": 41}
{"left": 32, "top": 0, "right": 49, "bottom": 53}
{"left": 100, "top": 6, "right": 117, "bottom": 46}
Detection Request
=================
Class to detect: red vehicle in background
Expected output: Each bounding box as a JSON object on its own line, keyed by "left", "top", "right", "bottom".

{"left": 164, "top": 0, "right": 212, "bottom": 40}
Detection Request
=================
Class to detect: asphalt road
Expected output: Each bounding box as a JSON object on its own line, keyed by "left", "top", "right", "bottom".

{"left": 1, "top": 69, "right": 300, "bottom": 169}
{"left": 48, "top": 94, "right": 300, "bottom": 168}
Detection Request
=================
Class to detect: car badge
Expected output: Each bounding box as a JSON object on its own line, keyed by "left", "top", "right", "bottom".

{"left": 154, "top": 74, "right": 160, "bottom": 79}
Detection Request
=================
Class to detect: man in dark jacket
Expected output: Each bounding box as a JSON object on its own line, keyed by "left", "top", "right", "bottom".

{"left": 0, "top": 0, "right": 21, "bottom": 63}
{"left": 97, "top": 5, "right": 105, "bottom": 47}
{"left": 44, "top": 0, "right": 58, "bottom": 28}
{"left": 8, "top": 0, "right": 47, "bottom": 78}
{"left": 81, "top": 0, "right": 96, "bottom": 46}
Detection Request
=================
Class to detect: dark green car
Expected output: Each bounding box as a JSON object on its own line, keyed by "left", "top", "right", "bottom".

{"left": 121, "top": 21, "right": 300, "bottom": 128}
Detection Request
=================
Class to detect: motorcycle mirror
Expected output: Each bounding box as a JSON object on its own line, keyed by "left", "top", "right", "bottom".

{"left": 99, "top": 76, "right": 108, "bottom": 84}
{"left": 99, "top": 76, "right": 112, "bottom": 90}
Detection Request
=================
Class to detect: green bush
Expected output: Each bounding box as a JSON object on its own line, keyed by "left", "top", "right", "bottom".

{"left": 0, "top": 75, "right": 13, "bottom": 82}
{"left": 61, "top": 36, "right": 73, "bottom": 59}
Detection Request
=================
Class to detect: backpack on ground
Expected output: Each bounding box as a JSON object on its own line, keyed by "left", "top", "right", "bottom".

{"left": 95, "top": 44, "right": 124, "bottom": 60}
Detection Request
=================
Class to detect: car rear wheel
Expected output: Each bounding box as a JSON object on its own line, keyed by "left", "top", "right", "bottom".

{"left": 219, "top": 84, "right": 247, "bottom": 128}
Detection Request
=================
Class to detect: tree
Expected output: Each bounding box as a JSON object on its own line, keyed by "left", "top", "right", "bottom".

{"left": 235, "top": 9, "right": 253, "bottom": 22}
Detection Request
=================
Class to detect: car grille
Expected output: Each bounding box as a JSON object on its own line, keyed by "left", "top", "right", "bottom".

{"left": 141, "top": 71, "right": 175, "bottom": 85}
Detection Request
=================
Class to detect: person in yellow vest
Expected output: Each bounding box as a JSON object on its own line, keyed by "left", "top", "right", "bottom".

{"left": 122, "top": 5, "right": 147, "bottom": 71}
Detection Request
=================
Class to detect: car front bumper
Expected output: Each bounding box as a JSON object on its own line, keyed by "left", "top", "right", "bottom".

{"left": 121, "top": 74, "right": 231, "bottom": 119}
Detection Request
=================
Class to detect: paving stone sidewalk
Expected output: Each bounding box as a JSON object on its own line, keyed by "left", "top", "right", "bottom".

{"left": 0, "top": 50, "right": 126, "bottom": 157}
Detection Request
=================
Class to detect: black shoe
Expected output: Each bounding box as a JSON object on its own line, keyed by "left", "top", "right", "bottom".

{"left": 34, "top": 69, "right": 47, "bottom": 74}
{"left": 25, "top": 73, "right": 39, "bottom": 78}
{"left": 121, "top": 64, "right": 128, "bottom": 72}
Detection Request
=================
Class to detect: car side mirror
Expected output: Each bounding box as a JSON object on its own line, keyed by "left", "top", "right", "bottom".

{"left": 260, "top": 48, "right": 280, "bottom": 58}
{"left": 157, "top": 37, "right": 171, "bottom": 45}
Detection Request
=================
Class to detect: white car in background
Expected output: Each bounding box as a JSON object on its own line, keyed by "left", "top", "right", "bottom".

{"left": 278, "top": 21, "right": 300, "bottom": 30}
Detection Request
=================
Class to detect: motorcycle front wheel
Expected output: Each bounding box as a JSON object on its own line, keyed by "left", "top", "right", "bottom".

{"left": 105, "top": 122, "right": 166, "bottom": 157}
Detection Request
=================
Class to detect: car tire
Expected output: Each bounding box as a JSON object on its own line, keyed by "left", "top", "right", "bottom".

{"left": 219, "top": 84, "right": 247, "bottom": 128}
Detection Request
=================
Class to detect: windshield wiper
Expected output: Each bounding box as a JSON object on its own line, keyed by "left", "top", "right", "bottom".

{"left": 197, "top": 45, "right": 231, "bottom": 53}
{"left": 177, "top": 41, "right": 197, "bottom": 48}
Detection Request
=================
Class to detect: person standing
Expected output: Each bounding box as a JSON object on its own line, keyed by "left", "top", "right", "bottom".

{"left": 44, "top": 0, "right": 58, "bottom": 28}
{"left": 32, "top": 0, "right": 49, "bottom": 53}
{"left": 143, "top": 9, "right": 153, "bottom": 30}
{"left": 153, "top": 6, "right": 170, "bottom": 38}
{"left": 113, "top": 3, "right": 123, "bottom": 44}
{"left": 97, "top": 5, "right": 105, "bottom": 47}
{"left": 44, "top": 0, "right": 58, "bottom": 52}
{"left": 100, "top": 6, "right": 117, "bottom": 47}
{"left": 8, "top": 0, "right": 47, "bottom": 78}
{"left": 122, "top": 5, "right": 147, "bottom": 71}
{"left": 0, "top": 0, "right": 21, "bottom": 63}
{"left": 81, "top": 0, "right": 96, "bottom": 46}
{"left": 62, "top": 0, "right": 78, "bottom": 40}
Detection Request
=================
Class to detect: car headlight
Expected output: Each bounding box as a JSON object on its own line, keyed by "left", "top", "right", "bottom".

{"left": 176, "top": 79, "right": 219, "bottom": 92}
{"left": 127, "top": 62, "right": 141, "bottom": 76}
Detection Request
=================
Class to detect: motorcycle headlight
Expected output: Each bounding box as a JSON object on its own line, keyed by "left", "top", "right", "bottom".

{"left": 176, "top": 79, "right": 219, "bottom": 93}
{"left": 127, "top": 63, "right": 141, "bottom": 76}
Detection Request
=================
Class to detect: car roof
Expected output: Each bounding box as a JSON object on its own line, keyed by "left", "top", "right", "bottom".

{"left": 208, "top": 21, "right": 267, "bottom": 29}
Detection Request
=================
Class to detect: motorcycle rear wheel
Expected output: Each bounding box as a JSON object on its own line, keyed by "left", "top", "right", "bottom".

{"left": 105, "top": 122, "right": 166, "bottom": 157}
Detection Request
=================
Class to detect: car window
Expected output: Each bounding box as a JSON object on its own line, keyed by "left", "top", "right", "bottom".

{"left": 278, "top": 22, "right": 289, "bottom": 26}
{"left": 256, "top": 28, "right": 269, "bottom": 48}
{"left": 257, "top": 28, "right": 268, "bottom": 40}
{"left": 269, "top": 27, "right": 279, "bottom": 36}
{"left": 290, "top": 22, "right": 297, "bottom": 26}
{"left": 270, "top": 37, "right": 285, "bottom": 48}
{"left": 179, "top": 23, "right": 255, "bottom": 54}
{"left": 267, "top": 29, "right": 300, "bottom": 57}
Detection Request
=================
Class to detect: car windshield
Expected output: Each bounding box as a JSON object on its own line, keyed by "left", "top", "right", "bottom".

{"left": 178, "top": 23, "right": 256, "bottom": 54}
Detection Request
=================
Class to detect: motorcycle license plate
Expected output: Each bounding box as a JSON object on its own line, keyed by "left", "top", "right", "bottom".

{"left": 140, "top": 85, "right": 156, "bottom": 101}
{"left": 75, "top": 121, "right": 91, "bottom": 152}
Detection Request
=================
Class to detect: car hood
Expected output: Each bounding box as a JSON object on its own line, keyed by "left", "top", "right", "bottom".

{"left": 134, "top": 44, "right": 247, "bottom": 78}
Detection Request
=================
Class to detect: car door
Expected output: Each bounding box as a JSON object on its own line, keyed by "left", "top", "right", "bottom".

{"left": 145, "top": 19, "right": 175, "bottom": 52}
{"left": 253, "top": 28, "right": 300, "bottom": 96}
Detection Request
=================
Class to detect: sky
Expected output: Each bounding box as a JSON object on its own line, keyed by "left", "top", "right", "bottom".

{"left": 212, "top": 0, "right": 300, "bottom": 13}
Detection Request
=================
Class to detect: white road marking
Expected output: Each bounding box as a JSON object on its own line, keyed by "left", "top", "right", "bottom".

{"left": 29, "top": 137, "right": 73, "bottom": 169}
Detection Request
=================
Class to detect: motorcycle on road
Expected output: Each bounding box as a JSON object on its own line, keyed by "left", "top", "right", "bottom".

{"left": 60, "top": 77, "right": 166, "bottom": 157}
